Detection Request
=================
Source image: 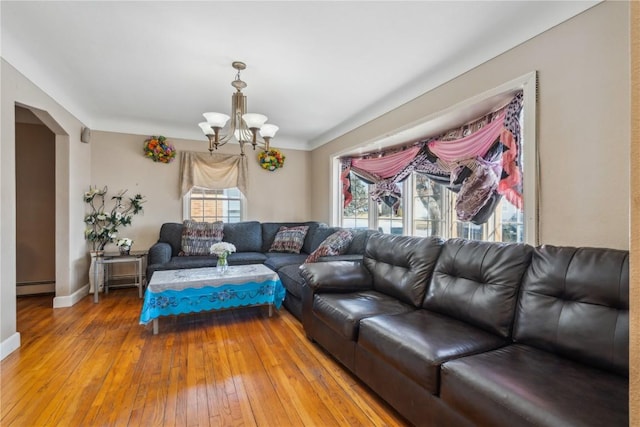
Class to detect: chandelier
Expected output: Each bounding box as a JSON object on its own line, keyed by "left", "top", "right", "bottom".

{"left": 198, "top": 61, "right": 279, "bottom": 156}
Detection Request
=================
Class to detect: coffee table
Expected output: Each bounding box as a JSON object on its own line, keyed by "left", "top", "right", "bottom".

{"left": 139, "top": 264, "right": 285, "bottom": 334}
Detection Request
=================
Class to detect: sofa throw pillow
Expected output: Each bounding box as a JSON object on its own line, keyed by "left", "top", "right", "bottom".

{"left": 180, "top": 220, "right": 224, "bottom": 256}
{"left": 269, "top": 226, "right": 309, "bottom": 254}
{"left": 305, "top": 229, "right": 354, "bottom": 263}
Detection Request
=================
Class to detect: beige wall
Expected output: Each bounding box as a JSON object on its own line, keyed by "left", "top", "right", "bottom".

{"left": 90, "top": 131, "right": 312, "bottom": 252}
{"left": 15, "top": 121, "right": 56, "bottom": 285}
{"left": 1, "top": 59, "right": 91, "bottom": 357}
{"left": 311, "top": 1, "right": 630, "bottom": 250}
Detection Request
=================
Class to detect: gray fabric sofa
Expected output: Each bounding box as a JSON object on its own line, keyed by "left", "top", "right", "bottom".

{"left": 146, "top": 221, "right": 377, "bottom": 320}
{"left": 300, "top": 234, "right": 629, "bottom": 426}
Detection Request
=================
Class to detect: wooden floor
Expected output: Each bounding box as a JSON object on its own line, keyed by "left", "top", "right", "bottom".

{"left": 1, "top": 289, "right": 408, "bottom": 427}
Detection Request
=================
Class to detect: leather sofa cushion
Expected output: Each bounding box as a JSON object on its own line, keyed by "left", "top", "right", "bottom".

{"left": 346, "top": 229, "right": 378, "bottom": 255}
{"left": 514, "top": 245, "right": 629, "bottom": 376}
{"left": 317, "top": 254, "right": 363, "bottom": 263}
{"left": 441, "top": 344, "right": 628, "bottom": 427}
{"left": 363, "top": 234, "right": 443, "bottom": 306}
{"left": 358, "top": 310, "right": 507, "bottom": 395}
{"left": 424, "top": 238, "right": 533, "bottom": 338}
{"left": 313, "top": 291, "right": 414, "bottom": 341}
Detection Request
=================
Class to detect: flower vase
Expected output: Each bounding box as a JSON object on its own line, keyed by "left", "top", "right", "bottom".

{"left": 119, "top": 246, "right": 131, "bottom": 255}
{"left": 88, "top": 250, "right": 105, "bottom": 294}
{"left": 216, "top": 255, "right": 228, "bottom": 274}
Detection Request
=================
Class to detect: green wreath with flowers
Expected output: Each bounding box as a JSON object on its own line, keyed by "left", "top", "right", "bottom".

{"left": 258, "top": 148, "right": 285, "bottom": 171}
{"left": 143, "top": 135, "right": 176, "bottom": 163}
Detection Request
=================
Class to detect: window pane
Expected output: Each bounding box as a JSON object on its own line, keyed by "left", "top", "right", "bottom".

{"left": 411, "top": 172, "right": 523, "bottom": 243}
{"left": 377, "top": 193, "right": 403, "bottom": 235}
{"left": 413, "top": 174, "right": 445, "bottom": 237}
{"left": 500, "top": 199, "right": 524, "bottom": 243}
{"left": 343, "top": 172, "right": 370, "bottom": 229}
{"left": 187, "top": 187, "right": 243, "bottom": 223}
{"left": 226, "top": 187, "right": 241, "bottom": 198}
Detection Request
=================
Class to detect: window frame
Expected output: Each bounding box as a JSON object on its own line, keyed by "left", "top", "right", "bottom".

{"left": 332, "top": 71, "right": 538, "bottom": 245}
{"left": 182, "top": 186, "right": 247, "bottom": 223}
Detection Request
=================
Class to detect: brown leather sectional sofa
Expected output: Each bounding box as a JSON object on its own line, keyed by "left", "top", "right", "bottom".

{"left": 300, "top": 234, "right": 629, "bottom": 426}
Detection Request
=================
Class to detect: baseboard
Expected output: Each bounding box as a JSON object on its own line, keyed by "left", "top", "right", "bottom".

{"left": 1, "top": 332, "right": 21, "bottom": 360}
{"left": 16, "top": 283, "right": 56, "bottom": 296}
{"left": 53, "top": 284, "right": 90, "bottom": 308}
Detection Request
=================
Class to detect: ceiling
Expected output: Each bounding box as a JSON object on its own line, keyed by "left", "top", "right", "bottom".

{"left": 1, "top": 1, "right": 599, "bottom": 151}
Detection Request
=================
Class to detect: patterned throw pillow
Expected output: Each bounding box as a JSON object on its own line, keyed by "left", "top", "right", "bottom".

{"left": 269, "top": 226, "right": 309, "bottom": 254}
{"left": 180, "top": 220, "right": 224, "bottom": 256}
{"left": 305, "top": 229, "right": 354, "bottom": 263}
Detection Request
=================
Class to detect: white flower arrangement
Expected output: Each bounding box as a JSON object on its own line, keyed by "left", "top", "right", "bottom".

{"left": 116, "top": 238, "right": 133, "bottom": 247}
{"left": 210, "top": 242, "right": 236, "bottom": 258}
{"left": 84, "top": 186, "right": 145, "bottom": 251}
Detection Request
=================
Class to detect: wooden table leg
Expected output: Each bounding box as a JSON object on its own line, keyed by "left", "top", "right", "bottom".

{"left": 153, "top": 319, "right": 158, "bottom": 335}
{"left": 269, "top": 305, "right": 273, "bottom": 317}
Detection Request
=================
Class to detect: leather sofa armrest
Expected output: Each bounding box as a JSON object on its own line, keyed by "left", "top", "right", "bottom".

{"left": 148, "top": 242, "right": 172, "bottom": 265}
{"left": 300, "top": 261, "right": 372, "bottom": 292}
{"left": 300, "top": 261, "right": 372, "bottom": 339}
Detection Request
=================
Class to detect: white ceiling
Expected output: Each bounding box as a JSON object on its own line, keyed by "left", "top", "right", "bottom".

{"left": 1, "top": 1, "right": 599, "bottom": 151}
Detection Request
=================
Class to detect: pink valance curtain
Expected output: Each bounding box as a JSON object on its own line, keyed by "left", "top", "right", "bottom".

{"left": 351, "top": 146, "right": 421, "bottom": 179}
{"left": 341, "top": 91, "right": 524, "bottom": 223}
{"left": 427, "top": 111, "right": 506, "bottom": 162}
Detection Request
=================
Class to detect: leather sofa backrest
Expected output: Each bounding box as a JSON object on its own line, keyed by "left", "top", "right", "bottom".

{"left": 423, "top": 238, "right": 533, "bottom": 338}
{"left": 363, "top": 234, "right": 443, "bottom": 307}
{"left": 346, "top": 229, "right": 379, "bottom": 255}
{"left": 514, "top": 245, "right": 629, "bottom": 376}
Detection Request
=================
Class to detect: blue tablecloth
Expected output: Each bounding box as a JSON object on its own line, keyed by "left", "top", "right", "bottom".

{"left": 139, "top": 266, "right": 286, "bottom": 324}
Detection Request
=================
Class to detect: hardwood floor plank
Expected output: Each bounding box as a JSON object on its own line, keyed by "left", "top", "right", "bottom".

{"left": 1, "top": 289, "right": 408, "bottom": 426}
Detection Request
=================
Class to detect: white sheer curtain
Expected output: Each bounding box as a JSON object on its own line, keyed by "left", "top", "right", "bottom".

{"left": 179, "top": 151, "right": 248, "bottom": 197}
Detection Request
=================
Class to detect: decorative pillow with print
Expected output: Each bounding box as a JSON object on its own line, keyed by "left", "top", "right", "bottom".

{"left": 305, "top": 229, "right": 354, "bottom": 263}
{"left": 269, "top": 226, "right": 309, "bottom": 254}
{"left": 180, "top": 220, "right": 224, "bottom": 256}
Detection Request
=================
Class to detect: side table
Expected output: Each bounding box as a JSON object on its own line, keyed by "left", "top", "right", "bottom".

{"left": 94, "top": 250, "right": 147, "bottom": 303}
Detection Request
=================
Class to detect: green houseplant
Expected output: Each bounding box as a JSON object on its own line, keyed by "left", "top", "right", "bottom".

{"left": 84, "top": 186, "right": 145, "bottom": 293}
{"left": 84, "top": 186, "right": 145, "bottom": 251}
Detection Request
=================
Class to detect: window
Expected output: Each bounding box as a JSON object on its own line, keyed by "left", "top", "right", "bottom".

{"left": 412, "top": 173, "right": 446, "bottom": 237}
{"left": 184, "top": 187, "right": 244, "bottom": 223}
{"left": 341, "top": 173, "right": 371, "bottom": 229}
{"left": 410, "top": 173, "right": 523, "bottom": 242}
{"left": 334, "top": 72, "right": 537, "bottom": 244}
{"left": 342, "top": 171, "right": 523, "bottom": 243}
{"left": 341, "top": 172, "right": 405, "bottom": 235}
{"left": 377, "top": 189, "right": 403, "bottom": 235}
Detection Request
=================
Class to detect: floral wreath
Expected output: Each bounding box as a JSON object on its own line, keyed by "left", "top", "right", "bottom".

{"left": 143, "top": 135, "right": 176, "bottom": 163}
{"left": 258, "top": 148, "right": 285, "bottom": 171}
